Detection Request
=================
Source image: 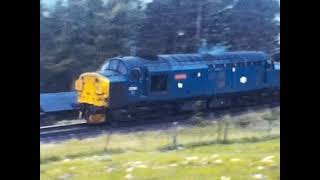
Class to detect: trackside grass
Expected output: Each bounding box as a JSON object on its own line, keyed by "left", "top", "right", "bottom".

{"left": 40, "top": 107, "right": 280, "bottom": 180}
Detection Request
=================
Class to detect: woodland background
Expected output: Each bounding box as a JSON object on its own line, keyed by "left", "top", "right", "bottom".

{"left": 40, "top": 0, "right": 280, "bottom": 92}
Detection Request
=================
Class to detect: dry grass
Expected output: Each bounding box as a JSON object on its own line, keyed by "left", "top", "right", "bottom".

{"left": 40, "top": 107, "right": 280, "bottom": 180}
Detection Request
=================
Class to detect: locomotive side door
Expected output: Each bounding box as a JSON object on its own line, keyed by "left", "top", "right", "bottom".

{"left": 128, "top": 67, "right": 148, "bottom": 100}
{"left": 139, "top": 67, "right": 149, "bottom": 97}
{"left": 212, "top": 64, "right": 227, "bottom": 94}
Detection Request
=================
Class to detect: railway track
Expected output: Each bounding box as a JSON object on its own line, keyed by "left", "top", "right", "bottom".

{"left": 40, "top": 123, "right": 88, "bottom": 137}
{"left": 40, "top": 101, "right": 279, "bottom": 142}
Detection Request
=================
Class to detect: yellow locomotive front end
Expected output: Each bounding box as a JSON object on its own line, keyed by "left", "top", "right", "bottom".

{"left": 75, "top": 72, "right": 110, "bottom": 124}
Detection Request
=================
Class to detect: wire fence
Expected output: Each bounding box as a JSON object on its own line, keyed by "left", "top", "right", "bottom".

{"left": 102, "top": 107, "right": 280, "bottom": 152}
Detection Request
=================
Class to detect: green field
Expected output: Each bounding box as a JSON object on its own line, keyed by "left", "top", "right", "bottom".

{"left": 40, "top": 108, "right": 280, "bottom": 180}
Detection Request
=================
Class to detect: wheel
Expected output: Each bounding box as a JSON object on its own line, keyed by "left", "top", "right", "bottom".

{"left": 87, "top": 114, "right": 106, "bottom": 124}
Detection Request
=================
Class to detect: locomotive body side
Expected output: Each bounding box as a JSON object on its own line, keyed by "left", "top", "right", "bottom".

{"left": 75, "top": 51, "right": 279, "bottom": 124}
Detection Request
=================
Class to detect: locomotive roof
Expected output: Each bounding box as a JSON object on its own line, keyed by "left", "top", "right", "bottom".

{"left": 118, "top": 51, "right": 270, "bottom": 69}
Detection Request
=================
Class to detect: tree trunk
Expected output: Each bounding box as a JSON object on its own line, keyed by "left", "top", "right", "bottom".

{"left": 223, "top": 121, "right": 230, "bottom": 143}
{"left": 195, "top": 0, "right": 203, "bottom": 46}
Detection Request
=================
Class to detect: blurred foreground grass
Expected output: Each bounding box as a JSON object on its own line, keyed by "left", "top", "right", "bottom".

{"left": 40, "top": 107, "right": 280, "bottom": 180}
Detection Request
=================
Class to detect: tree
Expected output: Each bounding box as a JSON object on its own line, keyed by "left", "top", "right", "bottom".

{"left": 205, "top": 0, "right": 280, "bottom": 53}
{"left": 40, "top": 0, "right": 279, "bottom": 92}
{"left": 40, "top": 0, "right": 144, "bottom": 92}
{"left": 136, "top": 0, "right": 211, "bottom": 56}
{"left": 136, "top": 0, "right": 279, "bottom": 56}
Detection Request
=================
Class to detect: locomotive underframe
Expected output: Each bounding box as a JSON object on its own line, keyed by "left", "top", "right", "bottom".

{"left": 80, "top": 88, "right": 279, "bottom": 126}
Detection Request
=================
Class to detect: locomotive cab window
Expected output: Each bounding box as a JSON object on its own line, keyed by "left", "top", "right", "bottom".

{"left": 130, "top": 68, "right": 141, "bottom": 81}
{"left": 266, "top": 60, "right": 273, "bottom": 69}
{"left": 109, "top": 60, "right": 119, "bottom": 71}
{"left": 151, "top": 74, "right": 168, "bottom": 92}
{"left": 267, "top": 62, "right": 272, "bottom": 69}
{"left": 117, "top": 62, "right": 127, "bottom": 75}
{"left": 274, "top": 62, "right": 280, "bottom": 70}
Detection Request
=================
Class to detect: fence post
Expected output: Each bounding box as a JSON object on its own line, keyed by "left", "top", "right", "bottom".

{"left": 172, "top": 122, "right": 178, "bottom": 148}
{"left": 268, "top": 119, "right": 273, "bottom": 133}
{"left": 223, "top": 119, "right": 230, "bottom": 143}
{"left": 216, "top": 120, "right": 223, "bottom": 143}
{"left": 262, "top": 110, "right": 278, "bottom": 134}
{"left": 104, "top": 129, "right": 113, "bottom": 152}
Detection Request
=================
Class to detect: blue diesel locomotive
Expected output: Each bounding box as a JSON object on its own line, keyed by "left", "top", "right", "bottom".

{"left": 75, "top": 51, "right": 280, "bottom": 125}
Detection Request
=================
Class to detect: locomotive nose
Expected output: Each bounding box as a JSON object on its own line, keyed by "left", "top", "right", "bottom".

{"left": 75, "top": 72, "right": 110, "bottom": 107}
